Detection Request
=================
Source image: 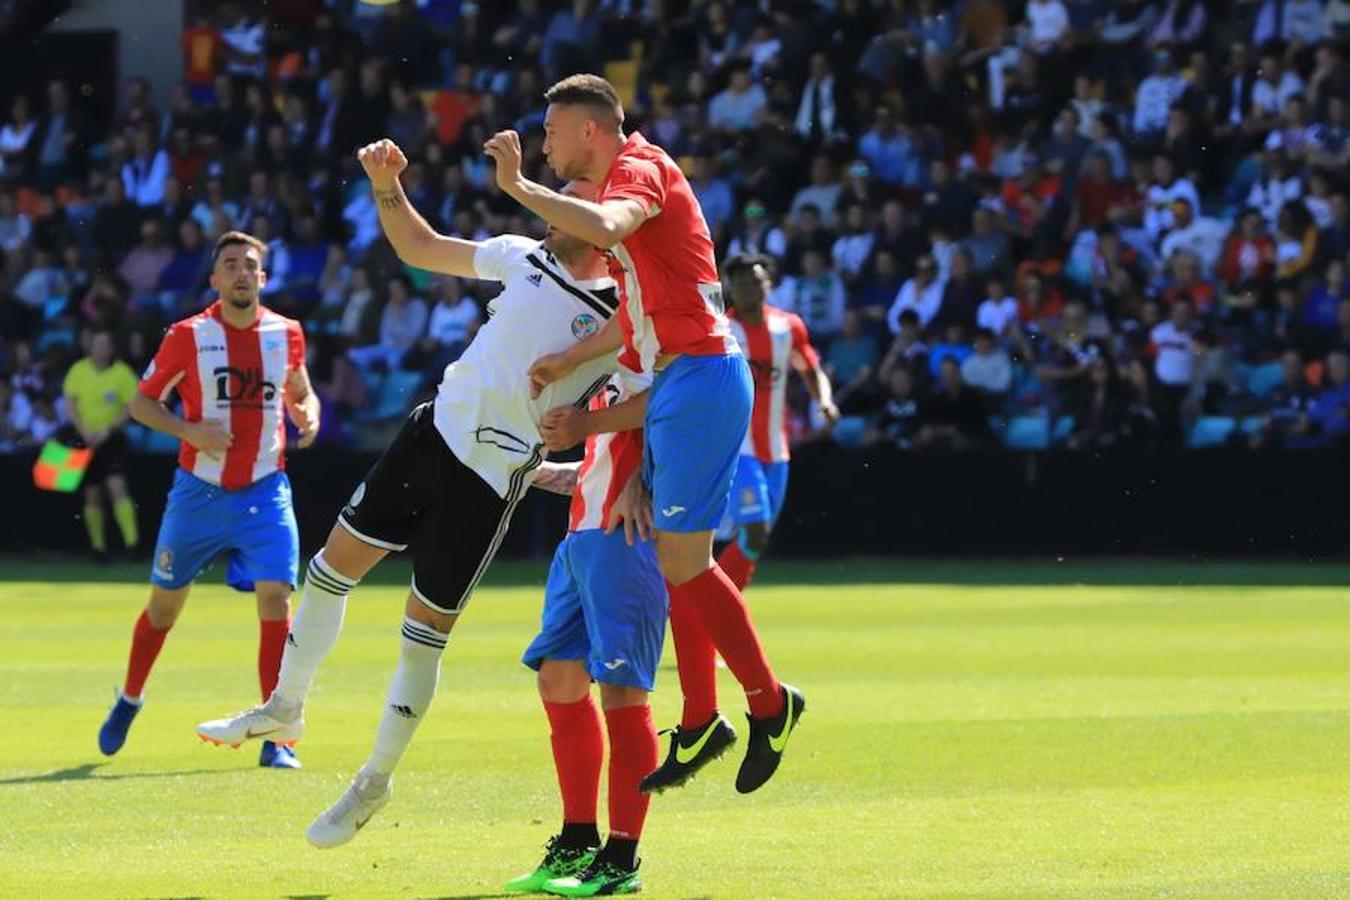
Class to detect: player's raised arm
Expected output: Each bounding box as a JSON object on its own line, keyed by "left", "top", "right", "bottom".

{"left": 484, "top": 129, "right": 650, "bottom": 249}
{"left": 358, "top": 138, "right": 482, "bottom": 278}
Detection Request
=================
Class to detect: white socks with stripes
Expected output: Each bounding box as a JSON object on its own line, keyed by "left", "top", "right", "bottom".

{"left": 270, "top": 552, "right": 357, "bottom": 711}
{"left": 364, "top": 616, "right": 449, "bottom": 776}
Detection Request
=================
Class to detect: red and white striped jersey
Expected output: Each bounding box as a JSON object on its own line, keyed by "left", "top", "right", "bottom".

{"left": 138, "top": 301, "right": 305, "bottom": 489}
{"left": 598, "top": 132, "right": 739, "bottom": 373}
{"left": 568, "top": 370, "right": 651, "bottom": 532}
{"left": 728, "top": 305, "right": 822, "bottom": 463}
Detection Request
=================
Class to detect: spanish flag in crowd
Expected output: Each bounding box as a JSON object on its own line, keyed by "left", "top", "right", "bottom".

{"left": 32, "top": 441, "right": 93, "bottom": 492}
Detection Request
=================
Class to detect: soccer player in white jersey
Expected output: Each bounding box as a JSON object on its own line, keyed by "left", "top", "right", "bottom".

{"left": 503, "top": 369, "right": 661, "bottom": 896}
{"left": 196, "top": 139, "right": 620, "bottom": 847}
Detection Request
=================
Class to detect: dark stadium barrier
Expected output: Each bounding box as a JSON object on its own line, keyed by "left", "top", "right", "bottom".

{"left": 3, "top": 446, "right": 1348, "bottom": 558}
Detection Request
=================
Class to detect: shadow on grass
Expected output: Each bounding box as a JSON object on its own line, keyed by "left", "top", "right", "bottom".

{"left": 0, "top": 763, "right": 233, "bottom": 786}
{"left": 420, "top": 894, "right": 517, "bottom": 900}
{"left": 5, "top": 555, "right": 1350, "bottom": 589}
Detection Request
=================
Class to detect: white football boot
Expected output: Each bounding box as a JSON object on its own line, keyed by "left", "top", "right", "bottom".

{"left": 306, "top": 769, "right": 392, "bottom": 848}
{"left": 196, "top": 696, "right": 304, "bottom": 748}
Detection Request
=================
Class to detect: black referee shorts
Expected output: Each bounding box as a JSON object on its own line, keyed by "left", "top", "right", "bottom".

{"left": 337, "top": 402, "right": 541, "bottom": 614}
{"left": 83, "top": 429, "right": 129, "bottom": 485}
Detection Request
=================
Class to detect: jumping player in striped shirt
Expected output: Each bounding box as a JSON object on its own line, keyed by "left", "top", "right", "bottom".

{"left": 485, "top": 74, "right": 805, "bottom": 813}
{"left": 503, "top": 369, "right": 661, "bottom": 896}
{"left": 97, "top": 230, "right": 320, "bottom": 769}
{"left": 717, "top": 253, "right": 837, "bottom": 591}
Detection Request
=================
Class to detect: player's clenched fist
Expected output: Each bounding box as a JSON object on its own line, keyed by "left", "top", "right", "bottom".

{"left": 357, "top": 139, "right": 408, "bottom": 190}
{"left": 483, "top": 129, "right": 524, "bottom": 192}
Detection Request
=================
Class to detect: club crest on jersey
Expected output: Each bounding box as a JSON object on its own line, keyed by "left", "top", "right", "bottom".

{"left": 571, "top": 313, "right": 600, "bottom": 341}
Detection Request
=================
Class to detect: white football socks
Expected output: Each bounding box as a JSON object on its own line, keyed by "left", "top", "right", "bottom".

{"left": 270, "top": 552, "right": 357, "bottom": 711}
{"left": 364, "top": 616, "right": 450, "bottom": 776}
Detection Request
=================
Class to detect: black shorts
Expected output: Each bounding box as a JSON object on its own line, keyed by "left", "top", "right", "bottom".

{"left": 337, "top": 402, "right": 541, "bottom": 614}
{"left": 83, "top": 429, "right": 129, "bottom": 485}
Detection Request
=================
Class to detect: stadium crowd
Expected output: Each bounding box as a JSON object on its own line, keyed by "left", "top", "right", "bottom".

{"left": 1, "top": 0, "right": 1349, "bottom": 453}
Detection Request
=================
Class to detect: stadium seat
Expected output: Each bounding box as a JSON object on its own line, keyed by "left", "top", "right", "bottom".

{"left": 357, "top": 370, "right": 424, "bottom": 422}
{"left": 1242, "top": 362, "right": 1285, "bottom": 397}
{"left": 36, "top": 327, "right": 75, "bottom": 353}
{"left": 831, "top": 416, "right": 868, "bottom": 449}
{"left": 1005, "top": 415, "right": 1050, "bottom": 450}
{"left": 1052, "top": 415, "right": 1075, "bottom": 444}
{"left": 1187, "top": 416, "right": 1236, "bottom": 448}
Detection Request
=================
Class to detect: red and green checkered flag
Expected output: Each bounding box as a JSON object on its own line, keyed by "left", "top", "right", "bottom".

{"left": 32, "top": 440, "right": 93, "bottom": 492}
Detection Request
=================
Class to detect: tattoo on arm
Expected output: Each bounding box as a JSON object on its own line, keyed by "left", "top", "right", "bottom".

{"left": 375, "top": 190, "right": 404, "bottom": 211}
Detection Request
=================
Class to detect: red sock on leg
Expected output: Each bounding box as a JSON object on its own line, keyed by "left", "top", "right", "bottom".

{"left": 123, "top": 610, "right": 170, "bottom": 699}
{"left": 716, "top": 541, "right": 757, "bottom": 591}
{"left": 669, "top": 566, "right": 783, "bottom": 719}
{"left": 604, "top": 704, "right": 658, "bottom": 840}
{"left": 544, "top": 696, "right": 604, "bottom": 824}
{"left": 668, "top": 586, "right": 719, "bottom": 729}
{"left": 258, "top": 617, "right": 290, "bottom": 701}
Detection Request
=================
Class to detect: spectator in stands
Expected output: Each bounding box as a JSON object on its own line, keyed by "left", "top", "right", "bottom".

{"left": 961, "top": 327, "right": 1012, "bottom": 398}
{"left": 708, "top": 64, "right": 767, "bottom": 133}
{"left": 977, "top": 275, "right": 1020, "bottom": 339}
{"left": 418, "top": 276, "right": 480, "bottom": 378}
{"left": 858, "top": 106, "right": 921, "bottom": 188}
{"left": 0, "top": 95, "right": 36, "bottom": 183}
{"left": 1145, "top": 153, "right": 1201, "bottom": 243}
{"left": 794, "top": 51, "right": 844, "bottom": 143}
{"left": 1274, "top": 200, "right": 1320, "bottom": 283}
{"left": 1305, "top": 349, "right": 1350, "bottom": 446}
{"left": 0, "top": 189, "right": 31, "bottom": 277}
{"left": 867, "top": 367, "right": 919, "bottom": 449}
{"left": 347, "top": 275, "right": 428, "bottom": 374}
{"left": 831, "top": 204, "right": 875, "bottom": 288}
{"left": 792, "top": 155, "right": 843, "bottom": 228}
{"left": 916, "top": 356, "right": 993, "bottom": 450}
{"left": 118, "top": 220, "right": 173, "bottom": 313}
{"left": 1252, "top": 349, "right": 1317, "bottom": 448}
{"left": 32, "top": 80, "right": 84, "bottom": 188}
{"left": 826, "top": 309, "right": 879, "bottom": 412}
{"left": 785, "top": 249, "right": 846, "bottom": 343}
{"left": 690, "top": 154, "right": 735, "bottom": 234}
{"left": 157, "top": 218, "right": 210, "bottom": 316}
{"left": 0, "top": 379, "right": 32, "bottom": 451}
{"left": 961, "top": 206, "right": 1011, "bottom": 278}
{"left": 120, "top": 127, "right": 171, "bottom": 209}
{"left": 1219, "top": 208, "right": 1277, "bottom": 288}
{"left": 889, "top": 254, "right": 945, "bottom": 333}
{"left": 1150, "top": 294, "right": 1199, "bottom": 441}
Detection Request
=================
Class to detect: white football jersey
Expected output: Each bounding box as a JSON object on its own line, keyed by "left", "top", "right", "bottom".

{"left": 434, "top": 235, "right": 616, "bottom": 498}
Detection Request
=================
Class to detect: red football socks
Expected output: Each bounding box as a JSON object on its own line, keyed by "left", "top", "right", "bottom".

{"left": 123, "top": 610, "right": 170, "bottom": 699}
{"left": 667, "top": 586, "right": 719, "bottom": 729}
{"left": 544, "top": 696, "right": 604, "bottom": 824}
{"left": 258, "top": 617, "right": 290, "bottom": 701}
{"left": 603, "top": 704, "right": 658, "bottom": 840}
{"left": 669, "top": 566, "right": 783, "bottom": 720}
{"left": 716, "top": 541, "right": 757, "bottom": 591}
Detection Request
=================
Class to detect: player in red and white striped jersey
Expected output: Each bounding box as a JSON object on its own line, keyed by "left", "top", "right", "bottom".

{"left": 97, "top": 231, "right": 319, "bottom": 769}
{"left": 507, "top": 369, "right": 667, "bottom": 893}
{"left": 718, "top": 254, "right": 838, "bottom": 591}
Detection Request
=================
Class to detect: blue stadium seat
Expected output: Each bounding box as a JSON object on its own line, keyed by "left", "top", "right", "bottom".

{"left": 831, "top": 416, "right": 868, "bottom": 449}
{"left": 1242, "top": 362, "right": 1285, "bottom": 397}
{"left": 1005, "top": 415, "right": 1050, "bottom": 450}
{"left": 357, "top": 370, "right": 424, "bottom": 422}
{"left": 1187, "top": 416, "right": 1236, "bottom": 448}
{"left": 36, "top": 327, "right": 75, "bottom": 353}
{"left": 1052, "top": 415, "right": 1075, "bottom": 444}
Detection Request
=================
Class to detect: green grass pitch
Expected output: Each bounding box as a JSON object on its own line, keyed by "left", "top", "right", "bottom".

{"left": 1, "top": 558, "right": 1348, "bottom": 898}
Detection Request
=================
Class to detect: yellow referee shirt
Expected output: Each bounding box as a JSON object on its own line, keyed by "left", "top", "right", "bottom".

{"left": 63, "top": 359, "right": 138, "bottom": 433}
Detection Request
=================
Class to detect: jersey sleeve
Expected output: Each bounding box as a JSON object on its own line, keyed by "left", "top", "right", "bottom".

{"left": 138, "top": 324, "right": 193, "bottom": 400}
{"left": 473, "top": 235, "right": 538, "bottom": 282}
{"left": 287, "top": 319, "right": 306, "bottom": 372}
{"left": 788, "top": 314, "right": 822, "bottom": 370}
{"left": 602, "top": 157, "right": 666, "bottom": 216}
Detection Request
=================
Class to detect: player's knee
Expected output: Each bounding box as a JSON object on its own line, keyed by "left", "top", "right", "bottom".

{"left": 403, "top": 595, "right": 458, "bottom": 635}
{"left": 83, "top": 485, "right": 100, "bottom": 505}
{"left": 598, "top": 683, "right": 648, "bottom": 710}
{"left": 655, "top": 533, "right": 714, "bottom": 585}
{"left": 145, "top": 588, "right": 187, "bottom": 629}
{"left": 106, "top": 476, "right": 128, "bottom": 500}
{"left": 537, "top": 659, "right": 590, "bottom": 703}
{"left": 255, "top": 584, "right": 292, "bottom": 619}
